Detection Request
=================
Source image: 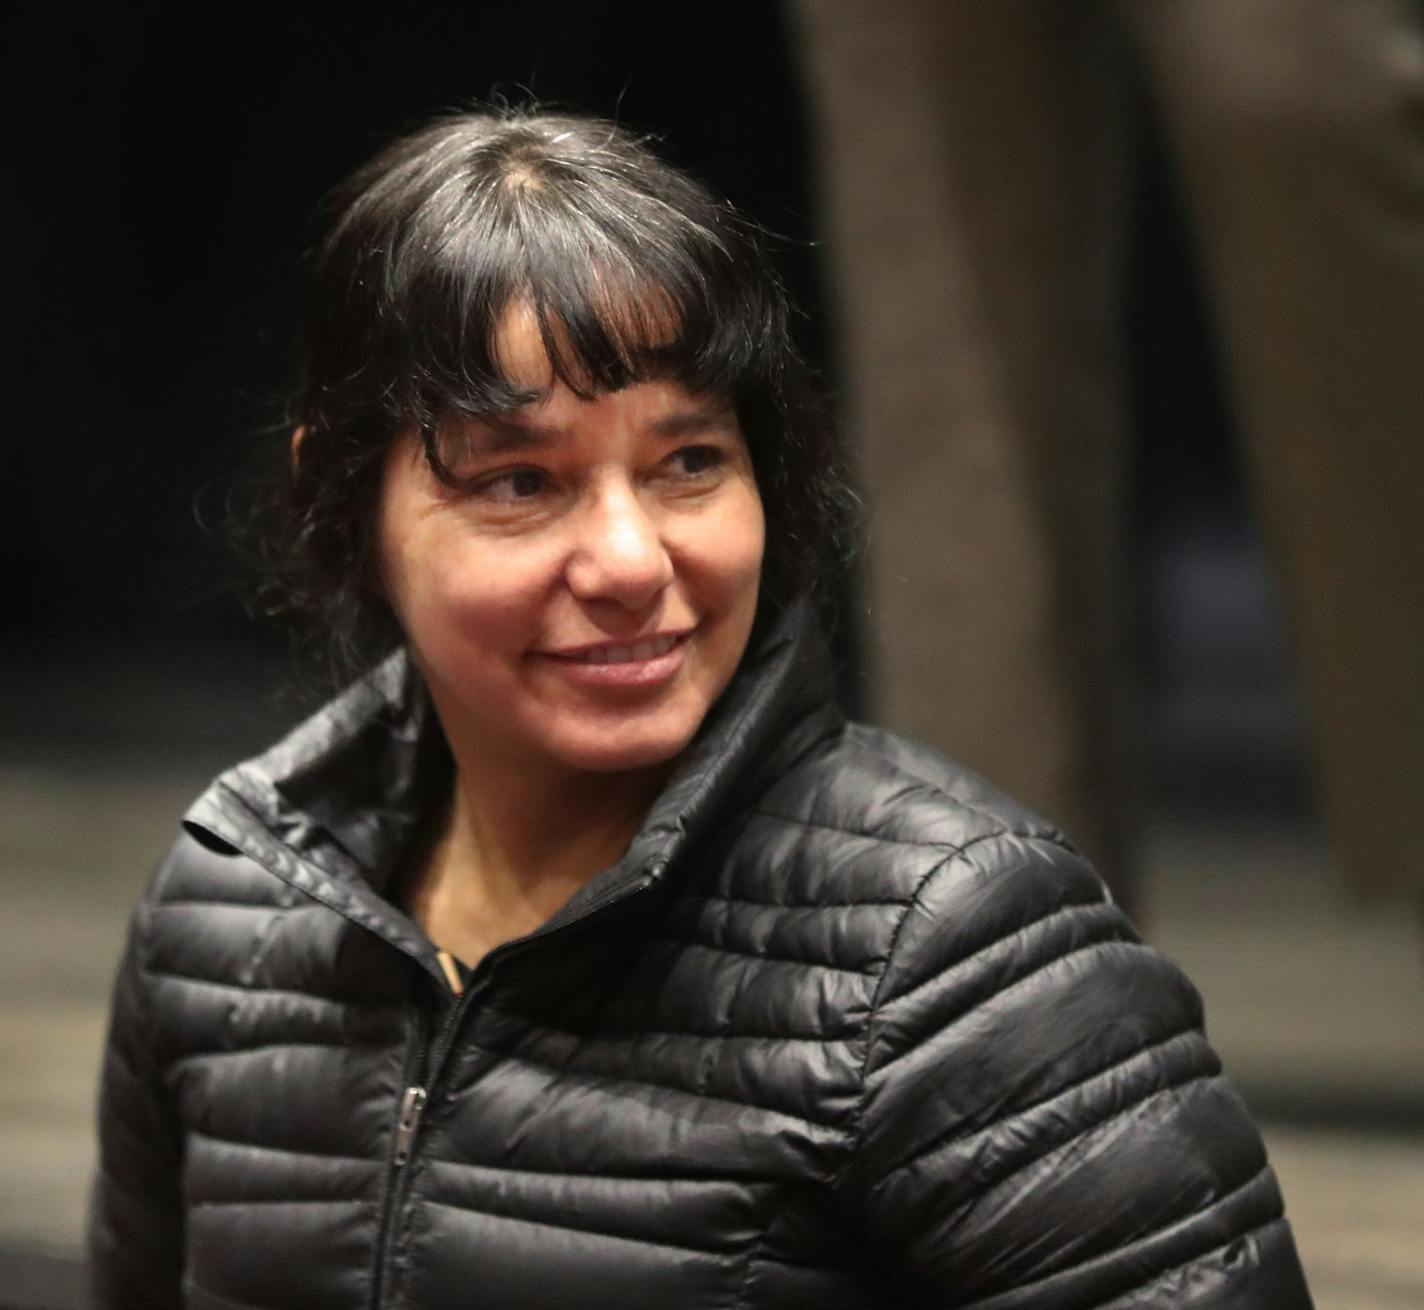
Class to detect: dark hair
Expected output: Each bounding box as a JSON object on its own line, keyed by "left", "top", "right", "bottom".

{"left": 251, "top": 106, "right": 851, "bottom": 678}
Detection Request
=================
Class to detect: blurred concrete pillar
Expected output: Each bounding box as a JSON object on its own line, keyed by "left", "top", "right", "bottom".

{"left": 793, "top": 0, "right": 1424, "bottom": 907}
{"left": 1123, "top": 0, "right": 1424, "bottom": 903}
{"left": 791, "top": 1, "right": 1142, "bottom": 900}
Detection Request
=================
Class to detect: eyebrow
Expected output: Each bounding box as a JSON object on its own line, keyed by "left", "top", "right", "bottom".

{"left": 460, "top": 403, "right": 737, "bottom": 455}
{"left": 460, "top": 421, "right": 554, "bottom": 455}
{"left": 648, "top": 405, "right": 739, "bottom": 438}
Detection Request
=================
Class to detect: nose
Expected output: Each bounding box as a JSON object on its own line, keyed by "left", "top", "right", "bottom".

{"left": 564, "top": 479, "right": 674, "bottom": 609}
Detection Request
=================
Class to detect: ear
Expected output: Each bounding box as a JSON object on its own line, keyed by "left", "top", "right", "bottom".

{"left": 289, "top": 424, "right": 307, "bottom": 472}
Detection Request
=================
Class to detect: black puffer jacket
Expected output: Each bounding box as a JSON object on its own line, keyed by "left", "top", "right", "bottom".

{"left": 90, "top": 602, "right": 1312, "bottom": 1308}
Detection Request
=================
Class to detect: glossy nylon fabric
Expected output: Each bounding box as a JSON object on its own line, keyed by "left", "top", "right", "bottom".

{"left": 89, "top": 601, "right": 1313, "bottom": 1308}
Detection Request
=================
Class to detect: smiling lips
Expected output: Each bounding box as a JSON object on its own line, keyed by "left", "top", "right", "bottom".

{"left": 557, "top": 633, "right": 683, "bottom": 665}
{"left": 538, "top": 631, "right": 691, "bottom": 688}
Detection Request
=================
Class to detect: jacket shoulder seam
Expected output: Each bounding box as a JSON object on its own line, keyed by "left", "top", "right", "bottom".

{"left": 866, "top": 830, "right": 1071, "bottom": 1013}
{"left": 841, "top": 831, "right": 1083, "bottom": 1221}
{"left": 870, "top": 904, "right": 1129, "bottom": 1030}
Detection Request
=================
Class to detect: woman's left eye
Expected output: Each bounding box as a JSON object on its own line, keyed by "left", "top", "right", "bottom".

{"left": 664, "top": 445, "right": 727, "bottom": 479}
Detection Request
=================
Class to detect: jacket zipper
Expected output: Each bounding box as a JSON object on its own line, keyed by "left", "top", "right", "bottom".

{"left": 370, "top": 994, "right": 433, "bottom": 1310}
{"left": 368, "top": 865, "right": 660, "bottom": 1309}
{"left": 391, "top": 1085, "right": 427, "bottom": 1167}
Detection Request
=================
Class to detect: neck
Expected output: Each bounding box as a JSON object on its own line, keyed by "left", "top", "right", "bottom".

{"left": 408, "top": 723, "right": 672, "bottom": 963}
{"left": 450, "top": 754, "right": 666, "bottom": 901}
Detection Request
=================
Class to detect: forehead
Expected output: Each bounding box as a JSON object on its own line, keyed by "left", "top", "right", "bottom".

{"left": 490, "top": 300, "right": 558, "bottom": 392}
{"left": 489, "top": 285, "right": 684, "bottom": 392}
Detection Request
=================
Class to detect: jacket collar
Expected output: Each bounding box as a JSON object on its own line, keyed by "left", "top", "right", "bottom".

{"left": 184, "top": 597, "right": 844, "bottom": 959}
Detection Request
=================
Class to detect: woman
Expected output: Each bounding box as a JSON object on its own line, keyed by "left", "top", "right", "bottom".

{"left": 90, "top": 109, "right": 1312, "bottom": 1308}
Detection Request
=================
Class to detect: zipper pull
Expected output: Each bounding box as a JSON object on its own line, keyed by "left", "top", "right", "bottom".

{"left": 392, "top": 1085, "right": 428, "bottom": 1168}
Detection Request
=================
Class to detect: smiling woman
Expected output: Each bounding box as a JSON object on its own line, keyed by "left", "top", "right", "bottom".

{"left": 377, "top": 360, "right": 765, "bottom": 782}
{"left": 89, "top": 108, "right": 1311, "bottom": 1309}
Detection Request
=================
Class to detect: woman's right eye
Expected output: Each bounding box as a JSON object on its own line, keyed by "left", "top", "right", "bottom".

{"left": 473, "top": 468, "right": 553, "bottom": 504}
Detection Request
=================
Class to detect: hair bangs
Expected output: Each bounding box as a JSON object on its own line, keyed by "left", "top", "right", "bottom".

{"left": 398, "top": 152, "right": 784, "bottom": 469}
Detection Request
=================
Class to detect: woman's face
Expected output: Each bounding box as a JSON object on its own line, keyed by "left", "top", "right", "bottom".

{"left": 376, "top": 314, "right": 765, "bottom": 783}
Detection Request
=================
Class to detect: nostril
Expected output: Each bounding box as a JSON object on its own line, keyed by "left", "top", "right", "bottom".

{"left": 565, "top": 538, "right": 673, "bottom": 604}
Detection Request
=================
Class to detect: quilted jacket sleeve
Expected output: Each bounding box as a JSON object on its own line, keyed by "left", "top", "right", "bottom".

{"left": 853, "top": 832, "right": 1313, "bottom": 1308}
{"left": 88, "top": 898, "right": 185, "bottom": 1310}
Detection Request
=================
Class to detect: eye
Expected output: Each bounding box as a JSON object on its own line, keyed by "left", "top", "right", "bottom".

{"left": 475, "top": 467, "right": 553, "bottom": 503}
{"left": 664, "top": 445, "right": 727, "bottom": 479}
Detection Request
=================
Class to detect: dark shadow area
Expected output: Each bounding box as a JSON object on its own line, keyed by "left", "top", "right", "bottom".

{"left": 1126, "top": 95, "right": 1317, "bottom": 826}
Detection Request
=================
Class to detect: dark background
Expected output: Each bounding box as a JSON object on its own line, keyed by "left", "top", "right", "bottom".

{"left": 3, "top": 6, "right": 825, "bottom": 641}
{"left": 1, "top": 3, "right": 1296, "bottom": 806}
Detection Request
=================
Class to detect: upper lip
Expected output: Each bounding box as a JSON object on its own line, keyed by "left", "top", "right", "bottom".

{"left": 540, "top": 629, "right": 692, "bottom": 659}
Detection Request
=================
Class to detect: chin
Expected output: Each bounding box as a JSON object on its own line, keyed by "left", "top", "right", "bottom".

{"left": 548, "top": 719, "right": 700, "bottom": 776}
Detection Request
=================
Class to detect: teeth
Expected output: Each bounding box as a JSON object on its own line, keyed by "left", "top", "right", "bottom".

{"left": 575, "top": 634, "right": 679, "bottom": 664}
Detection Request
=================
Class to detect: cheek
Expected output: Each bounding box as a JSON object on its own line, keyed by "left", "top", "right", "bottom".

{"left": 374, "top": 444, "right": 558, "bottom": 654}
{"left": 384, "top": 533, "right": 554, "bottom": 653}
{"left": 728, "top": 495, "right": 767, "bottom": 592}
